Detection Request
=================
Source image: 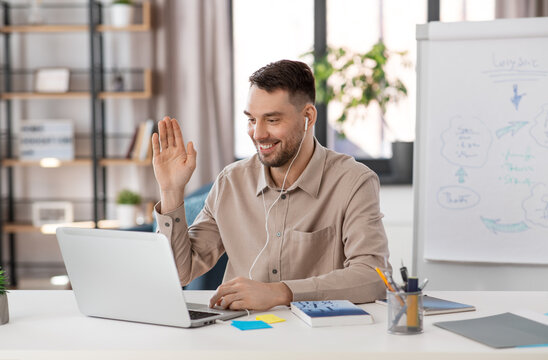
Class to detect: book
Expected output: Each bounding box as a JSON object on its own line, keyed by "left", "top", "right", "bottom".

{"left": 434, "top": 311, "right": 548, "bottom": 348}
{"left": 376, "top": 295, "right": 476, "bottom": 315}
{"left": 125, "top": 125, "right": 139, "bottom": 159}
{"left": 138, "top": 119, "right": 154, "bottom": 160}
{"left": 290, "top": 300, "right": 373, "bottom": 327}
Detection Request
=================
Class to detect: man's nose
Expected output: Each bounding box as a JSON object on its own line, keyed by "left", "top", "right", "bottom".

{"left": 253, "top": 121, "right": 267, "bottom": 141}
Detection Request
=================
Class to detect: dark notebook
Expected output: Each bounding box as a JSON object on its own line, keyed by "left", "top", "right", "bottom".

{"left": 434, "top": 312, "right": 548, "bottom": 348}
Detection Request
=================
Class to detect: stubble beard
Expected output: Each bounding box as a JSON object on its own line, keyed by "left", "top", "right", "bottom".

{"left": 255, "top": 130, "right": 304, "bottom": 168}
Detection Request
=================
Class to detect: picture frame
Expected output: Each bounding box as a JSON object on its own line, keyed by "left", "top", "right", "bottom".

{"left": 34, "top": 68, "right": 70, "bottom": 93}
{"left": 32, "top": 202, "right": 74, "bottom": 227}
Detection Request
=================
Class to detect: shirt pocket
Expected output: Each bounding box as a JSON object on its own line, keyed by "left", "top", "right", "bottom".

{"left": 285, "top": 225, "right": 336, "bottom": 278}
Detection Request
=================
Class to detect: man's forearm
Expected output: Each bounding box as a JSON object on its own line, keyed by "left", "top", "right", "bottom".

{"left": 159, "top": 189, "right": 185, "bottom": 214}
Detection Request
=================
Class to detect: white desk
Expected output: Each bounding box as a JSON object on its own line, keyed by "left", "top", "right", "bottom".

{"left": 1, "top": 290, "right": 547, "bottom": 359}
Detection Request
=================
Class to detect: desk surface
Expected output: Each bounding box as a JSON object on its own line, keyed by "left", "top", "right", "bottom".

{"left": 1, "top": 290, "right": 547, "bottom": 359}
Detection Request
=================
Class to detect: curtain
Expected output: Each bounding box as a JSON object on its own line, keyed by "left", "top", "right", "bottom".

{"left": 496, "top": 0, "right": 548, "bottom": 17}
{"left": 153, "top": 0, "right": 234, "bottom": 193}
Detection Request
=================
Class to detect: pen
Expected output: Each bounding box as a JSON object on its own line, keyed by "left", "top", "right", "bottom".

{"left": 400, "top": 260, "right": 408, "bottom": 288}
{"left": 375, "top": 267, "right": 396, "bottom": 292}
{"left": 375, "top": 268, "right": 405, "bottom": 306}
{"left": 419, "top": 278, "right": 429, "bottom": 291}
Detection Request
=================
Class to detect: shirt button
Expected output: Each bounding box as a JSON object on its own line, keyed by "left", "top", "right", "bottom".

{"left": 165, "top": 222, "right": 170, "bottom": 227}
{"left": 281, "top": 194, "right": 286, "bottom": 199}
{"left": 175, "top": 218, "right": 181, "bottom": 223}
{"left": 272, "top": 269, "right": 278, "bottom": 274}
{"left": 276, "top": 232, "right": 281, "bottom": 237}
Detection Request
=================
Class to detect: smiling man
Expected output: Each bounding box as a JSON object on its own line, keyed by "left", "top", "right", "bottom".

{"left": 152, "top": 60, "right": 390, "bottom": 311}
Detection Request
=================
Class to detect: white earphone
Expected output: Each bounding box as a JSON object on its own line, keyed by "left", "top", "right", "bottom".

{"left": 249, "top": 115, "right": 310, "bottom": 280}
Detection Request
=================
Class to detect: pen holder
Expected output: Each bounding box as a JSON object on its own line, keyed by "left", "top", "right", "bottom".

{"left": 387, "top": 290, "right": 423, "bottom": 335}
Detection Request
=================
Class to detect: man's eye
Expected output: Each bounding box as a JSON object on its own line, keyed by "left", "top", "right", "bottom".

{"left": 247, "top": 118, "right": 256, "bottom": 124}
{"left": 267, "top": 118, "right": 278, "bottom": 123}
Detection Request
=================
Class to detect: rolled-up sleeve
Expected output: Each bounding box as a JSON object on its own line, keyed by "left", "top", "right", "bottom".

{"left": 154, "top": 177, "right": 226, "bottom": 286}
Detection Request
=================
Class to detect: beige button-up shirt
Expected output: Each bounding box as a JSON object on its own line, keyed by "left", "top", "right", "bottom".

{"left": 155, "top": 140, "right": 391, "bottom": 303}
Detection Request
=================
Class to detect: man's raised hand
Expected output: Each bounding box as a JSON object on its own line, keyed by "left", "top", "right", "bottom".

{"left": 152, "top": 117, "right": 197, "bottom": 213}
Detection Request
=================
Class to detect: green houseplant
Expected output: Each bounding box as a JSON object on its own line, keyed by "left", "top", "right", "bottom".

{"left": 116, "top": 189, "right": 141, "bottom": 228}
{"left": 307, "top": 40, "right": 414, "bottom": 182}
{"left": 0, "top": 267, "right": 9, "bottom": 325}
{"left": 309, "top": 40, "right": 409, "bottom": 138}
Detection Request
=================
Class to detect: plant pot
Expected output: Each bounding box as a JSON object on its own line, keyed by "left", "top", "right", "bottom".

{"left": 389, "top": 141, "right": 414, "bottom": 184}
{"left": 111, "top": 4, "right": 134, "bottom": 27}
{"left": 0, "top": 294, "right": 9, "bottom": 325}
{"left": 117, "top": 204, "right": 138, "bottom": 228}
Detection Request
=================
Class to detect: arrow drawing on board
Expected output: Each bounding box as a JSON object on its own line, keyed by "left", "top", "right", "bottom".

{"left": 495, "top": 121, "right": 528, "bottom": 139}
{"left": 510, "top": 84, "right": 526, "bottom": 110}
{"left": 480, "top": 216, "right": 530, "bottom": 235}
{"left": 455, "top": 167, "right": 468, "bottom": 183}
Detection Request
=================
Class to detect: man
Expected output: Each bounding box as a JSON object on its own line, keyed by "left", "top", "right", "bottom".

{"left": 152, "top": 60, "right": 390, "bottom": 311}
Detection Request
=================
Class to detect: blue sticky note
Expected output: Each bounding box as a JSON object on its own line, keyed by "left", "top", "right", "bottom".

{"left": 231, "top": 320, "right": 272, "bottom": 331}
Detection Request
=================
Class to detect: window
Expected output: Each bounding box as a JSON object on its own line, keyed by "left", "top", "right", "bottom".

{"left": 232, "top": 1, "right": 494, "bottom": 171}
{"left": 232, "top": 0, "right": 314, "bottom": 159}
{"left": 440, "top": 0, "right": 495, "bottom": 22}
{"left": 325, "top": 0, "right": 427, "bottom": 159}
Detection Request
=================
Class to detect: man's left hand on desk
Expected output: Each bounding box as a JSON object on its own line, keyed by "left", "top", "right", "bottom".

{"left": 209, "top": 277, "right": 293, "bottom": 311}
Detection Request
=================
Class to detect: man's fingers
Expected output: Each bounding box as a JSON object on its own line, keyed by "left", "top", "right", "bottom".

{"left": 187, "top": 142, "right": 197, "bottom": 169}
{"left": 228, "top": 300, "right": 247, "bottom": 311}
{"left": 209, "top": 283, "right": 237, "bottom": 308}
{"left": 165, "top": 117, "right": 176, "bottom": 148}
{"left": 172, "top": 118, "right": 185, "bottom": 150}
{"left": 151, "top": 133, "right": 160, "bottom": 156}
{"left": 219, "top": 293, "right": 241, "bottom": 310}
{"left": 158, "top": 118, "right": 168, "bottom": 149}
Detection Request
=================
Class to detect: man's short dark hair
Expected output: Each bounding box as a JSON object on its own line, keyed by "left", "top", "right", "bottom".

{"left": 249, "top": 60, "right": 316, "bottom": 107}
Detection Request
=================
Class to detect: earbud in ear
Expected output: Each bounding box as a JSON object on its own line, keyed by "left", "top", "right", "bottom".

{"left": 304, "top": 117, "right": 309, "bottom": 131}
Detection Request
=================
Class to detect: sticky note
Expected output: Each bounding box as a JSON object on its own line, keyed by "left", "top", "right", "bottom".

{"left": 231, "top": 320, "right": 272, "bottom": 331}
{"left": 256, "top": 314, "right": 286, "bottom": 324}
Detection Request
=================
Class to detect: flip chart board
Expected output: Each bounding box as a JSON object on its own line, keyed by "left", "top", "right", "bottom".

{"left": 413, "top": 17, "right": 548, "bottom": 289}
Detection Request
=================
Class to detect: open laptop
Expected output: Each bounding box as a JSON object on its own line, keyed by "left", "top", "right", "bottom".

{"left": 56, "top": 227, "right": 246, "bottom": 328}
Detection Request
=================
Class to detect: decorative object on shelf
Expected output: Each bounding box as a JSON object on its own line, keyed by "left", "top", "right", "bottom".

{"left": 32, "top": 201, "right": 74, "bottom": 227}
{"left": 34, "top": 68, "right": 70, "bottom": 93}
{"left": 0, "top": 267, "right": 8, "bottom": 325}
{"left": 19, "top": 120, "right": 74, "bottom": 161}
{"left": 116, "top": 189, "right": 141, "bottom": 228}
{"left": 112, "top": 69, "right": 125, "bottom": 91}
{"left": 28, "top": 0, "right": 45, "bottom": 25}
{"left": 111, "top": 0, "right": 134, "bottom": 27}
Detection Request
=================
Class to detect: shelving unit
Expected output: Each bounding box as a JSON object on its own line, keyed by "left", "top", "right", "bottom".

{"left": 0, "top": 0, "right": 154, "bottom": 285}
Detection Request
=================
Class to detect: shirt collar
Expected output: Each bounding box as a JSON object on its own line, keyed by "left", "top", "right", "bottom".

{"left": 255, "top": 138, "right": 326, "bottom": 198}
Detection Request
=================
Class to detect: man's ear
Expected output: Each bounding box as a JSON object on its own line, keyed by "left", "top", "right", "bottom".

{"left": 303, "top": 104, "right": 318, "bottom": 127}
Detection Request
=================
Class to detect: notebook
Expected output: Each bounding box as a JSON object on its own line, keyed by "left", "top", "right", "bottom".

{"left": 56, "top": 227, "right": 246, "bottom": 328}
{"left": 376, "top": 295, "right": 476, "bottom": 315}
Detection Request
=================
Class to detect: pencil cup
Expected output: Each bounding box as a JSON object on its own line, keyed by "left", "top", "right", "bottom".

{"left": 386, "top": 290, "right": 423, "bottom": 335}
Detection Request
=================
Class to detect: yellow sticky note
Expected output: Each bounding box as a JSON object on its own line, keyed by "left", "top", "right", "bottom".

{"left": 256, "top": 314, "right": 286, "bottom": 324}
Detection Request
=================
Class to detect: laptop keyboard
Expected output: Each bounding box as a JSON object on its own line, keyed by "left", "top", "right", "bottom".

{"left": 188, "top": 309, "right": 220, "bottom": 320}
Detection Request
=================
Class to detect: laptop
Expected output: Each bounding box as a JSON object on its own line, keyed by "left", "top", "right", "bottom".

{"left": 56, "top": 227, "right": 246, "bottom": 328}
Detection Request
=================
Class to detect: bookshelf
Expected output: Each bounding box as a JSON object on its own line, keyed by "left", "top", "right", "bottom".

{"left": 0, "top": 1, "right": 154, "bottom": 285}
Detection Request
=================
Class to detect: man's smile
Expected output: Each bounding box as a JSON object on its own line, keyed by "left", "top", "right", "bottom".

{"left": 257, "top": 141, "right": 279, "bottom": 154}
